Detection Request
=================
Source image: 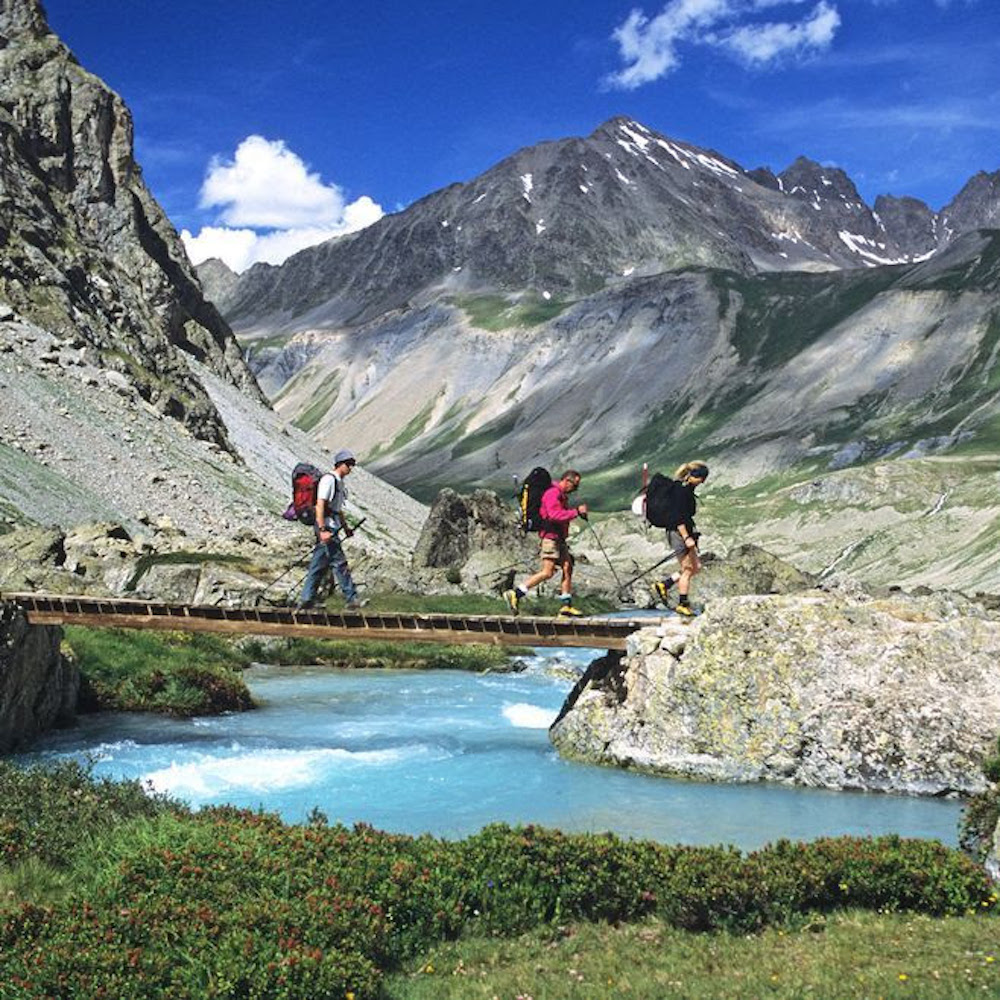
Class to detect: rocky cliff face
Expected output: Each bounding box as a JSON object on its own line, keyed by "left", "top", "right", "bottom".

{"left": 0, "top": 600, "right": 76, "bottom": 751}
{"left": 0, "top": 0, "right": 262, "bottom": 451}
{"left": 550, "top": 588, "right": 1000, "bottom": 796}
{"left": 0, "top": 0, "right": 425, "bottom": 573}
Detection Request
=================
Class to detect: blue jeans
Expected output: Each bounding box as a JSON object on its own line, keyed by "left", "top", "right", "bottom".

{"left": 299, "top": 531, "right": 358, "bottom": 605}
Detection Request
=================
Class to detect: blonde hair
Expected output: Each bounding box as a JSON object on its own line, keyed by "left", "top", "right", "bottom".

{"left": 673, "top": 460, "right": 710, "bottom": 483}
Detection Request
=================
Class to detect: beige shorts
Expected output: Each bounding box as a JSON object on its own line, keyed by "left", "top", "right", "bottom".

{"left": 540, "top": 536, "right": 572, "bottom": 563}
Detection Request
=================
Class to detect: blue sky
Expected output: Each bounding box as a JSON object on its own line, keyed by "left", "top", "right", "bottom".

{"left": 42, "top": 0, "right": 999, "bottom": 272}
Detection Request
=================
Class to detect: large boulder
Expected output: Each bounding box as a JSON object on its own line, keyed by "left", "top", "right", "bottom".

{"left": 550, "top": 588, "right": 1000, "bottom": 795}
{"left": 0, "top": 600, "right": 77, "bottom": 750}
{"left": 412, "top": 488, "right": 534, "bottom": 590}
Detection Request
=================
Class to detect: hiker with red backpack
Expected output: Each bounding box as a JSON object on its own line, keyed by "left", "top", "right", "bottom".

{"left": 504, "top": 469, "right": 588, "bottom": 617}
{"left": 297, "top": 449, "right": 365, "bottom": 610}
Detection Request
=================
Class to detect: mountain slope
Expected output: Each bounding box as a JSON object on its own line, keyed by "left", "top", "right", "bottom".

{"left": 248, "top": 230, "right": 1000, "bottom": 506}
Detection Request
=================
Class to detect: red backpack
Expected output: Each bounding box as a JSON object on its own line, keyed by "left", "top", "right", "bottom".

{"left": 283, "top": 463, "right": 323, "bottom": 525}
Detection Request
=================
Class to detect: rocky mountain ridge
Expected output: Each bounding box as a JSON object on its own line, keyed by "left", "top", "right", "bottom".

{"left": 204, "top": 116, "right": 1000, "bottom": 600}
{"left": 217, "top": 116, "right": 1000, "bottom": 334}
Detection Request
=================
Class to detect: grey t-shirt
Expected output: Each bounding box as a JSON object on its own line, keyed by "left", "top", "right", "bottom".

{"left": 316, "top": 472, "right": 348, "bottom": 530}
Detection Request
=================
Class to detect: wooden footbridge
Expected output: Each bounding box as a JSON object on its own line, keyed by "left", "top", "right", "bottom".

{"left": 3, "top": 592, "right": 657, "bottom": 651}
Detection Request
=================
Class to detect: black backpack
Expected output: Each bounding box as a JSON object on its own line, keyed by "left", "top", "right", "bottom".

{"left": 518, "top": 467, "right": 552, "bottom": 532}
{"left": 282, "top": 462, "right": 324, "bottom": 525}
{"left": 644, "top": 473, "right": 680, "bottom": 528}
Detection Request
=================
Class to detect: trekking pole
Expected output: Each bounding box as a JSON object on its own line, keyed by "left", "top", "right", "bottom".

{"left": 342, "top": 517, "right": 367, "bottom": 538}
{"left": 258, "top": 550, "right": 312, "bottom": 599}
{"left": 582, "top": 517, "right": 625, "bottom": 592}
{"left": 616, "top": 553, "right": 675, "bottom": 595}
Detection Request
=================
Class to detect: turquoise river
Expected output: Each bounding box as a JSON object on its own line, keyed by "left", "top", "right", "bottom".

{"left": 16, "top": 641, "right": 964, "bottom": 849}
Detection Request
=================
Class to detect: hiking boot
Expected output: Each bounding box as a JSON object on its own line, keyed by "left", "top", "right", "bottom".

{"left": 673, "top": 603, "right": 697, "bottom": 618}
{"left": 295, "top": 599, "right": 315, "bottom": 611}
{"left": 557, "top": 604, "right": 585, "bottom": 618}
{"left": 503, "top": 589, "right": 520, "bottom": 616}
{"left": 345, "top": 598, "right": 368, "bottom": 610}
{"left": 650, "top": 580, "right": 672, "bottom": 605}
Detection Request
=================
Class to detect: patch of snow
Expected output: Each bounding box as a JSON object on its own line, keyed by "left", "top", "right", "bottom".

{"left": 838, "top": 231, "right": 909, "bottom": 265}
{"left": 441, "top": 220, "right": 449, "bottom": 228}
{"left": 655, "top": 139, "right": 689, "bottom": 169}
{"left": 472, "top": 193, "right": 487, "bottom": 205}
{"left": 542, "top": 291, "right": 551, "bottom": 300}
{"left": 615, "top": 169, "right": 633, "bottom": 186}
{"left": 521, "top": 173, "right": 533, "bottom": 203}
{"left": 622, "top": 266, "right": 635, "bottom": 276}
{"left": 619, "top": 124, "right": 650, "bottom": 151}
{"left": 535, "top": 219, "right": 546, "bottom": 235}
{"left": 580, "top": 184, "right": 589, "bottom": 194}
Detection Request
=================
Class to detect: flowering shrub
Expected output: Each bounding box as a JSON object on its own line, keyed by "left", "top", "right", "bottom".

{"left": 0, "top": 768, "right": 995, "bottom": 998}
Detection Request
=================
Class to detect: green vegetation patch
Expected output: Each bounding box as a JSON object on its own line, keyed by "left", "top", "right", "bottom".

{"left": 240, "top": 331, "right": 294, "bottom": 363}
{"left": 959, "top": 731, "right": 1000, "bottom": 863}
{"left": 451, "top": 293, "right": 570, "bottom": 331}
{"left": 716, "top": 267, "right": 900, "bottom": 371}
{"left": 65, "top": 626, "right": 254, "bottom": 716}
{"left": 450, "top": 412, "right": 519, "bottom": 460}
{"left": 242, "top": 636, "right": 519, "bottom": 672}
{"left": 370, "top": 397, "right": 441, "bottom": 460}
{"left": 0, "top": 769, "right": 994, "bottom": 1000}
{"left": 292, "top": 373, "right": 342, "bottom": 433}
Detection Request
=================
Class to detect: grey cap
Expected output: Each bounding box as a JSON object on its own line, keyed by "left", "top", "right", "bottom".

{"left": 333, "top": 448, "right": 356, "bottom": 466}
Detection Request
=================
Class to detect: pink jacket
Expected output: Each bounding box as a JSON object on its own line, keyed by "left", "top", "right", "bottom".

{"left": 538, "top": 483, "right": 579, "bottom": 540}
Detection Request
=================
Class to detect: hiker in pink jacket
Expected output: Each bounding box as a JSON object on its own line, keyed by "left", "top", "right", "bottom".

{"left": 505, "top": 470, "right": 589, "bottom": 617}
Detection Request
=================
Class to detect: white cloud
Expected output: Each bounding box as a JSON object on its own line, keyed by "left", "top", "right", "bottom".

{"left": 606, "top": 0, "right": 841, "bottom": 89}
{"left": 717, "top": 1, "right": 840, "bottom": 64}
{"left": 607, "top": 0, "right": 732, "bottom": 89}
{"left": 181, "top": 136, "right": 383, "bottom": 272}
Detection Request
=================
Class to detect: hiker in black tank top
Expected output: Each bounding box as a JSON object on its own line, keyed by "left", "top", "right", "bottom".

{"left": 651, "top": 461, "right": 708, "bottom": 617}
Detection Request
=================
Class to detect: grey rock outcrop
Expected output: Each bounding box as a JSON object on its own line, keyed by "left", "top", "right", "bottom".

{"left": 0, "top": 599, "right": 77, "bottom": 751}
{"left": 550, "top": 589, "right": 1000, "bottom": 796}
{"left": 413, "top": 488, "right": 519, "bottom": 568}
{"left": 0, "top": 0, "right": 263, "bottom": 451}
{"left": 411, "top": 488, "right": 535, "bottom": 591}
